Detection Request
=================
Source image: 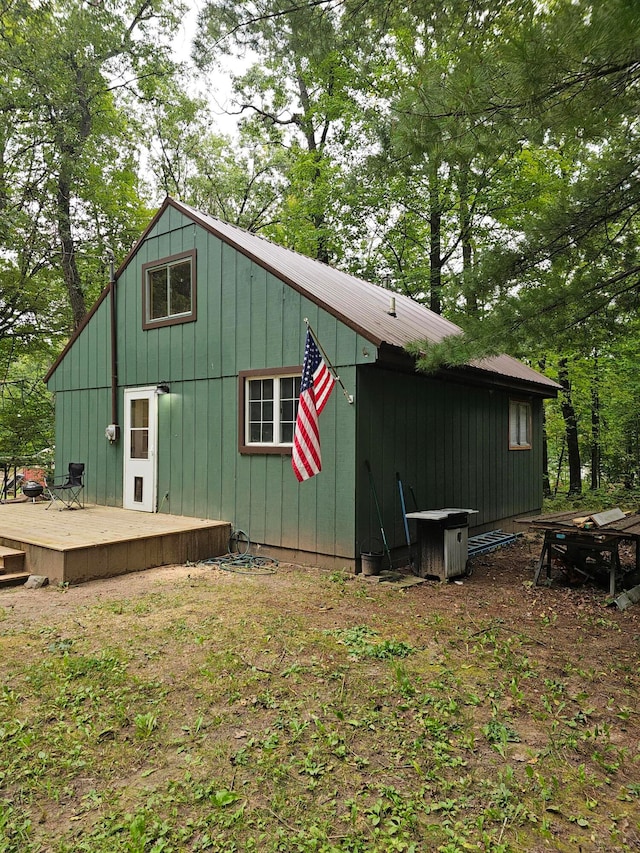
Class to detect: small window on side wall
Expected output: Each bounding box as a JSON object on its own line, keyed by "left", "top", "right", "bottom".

{"left": 509, "top": 400, "right": 531, "bottom": 450}
{"left": 142, "top": 250, "right": 196, "bottom": 329}
{"left": 239, "top": 369, "right": 302, "bottom": 454}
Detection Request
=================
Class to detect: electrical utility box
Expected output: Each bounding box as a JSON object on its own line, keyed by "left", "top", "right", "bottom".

{"left": 405, "top": 509, "right": 478, "bottom": 581}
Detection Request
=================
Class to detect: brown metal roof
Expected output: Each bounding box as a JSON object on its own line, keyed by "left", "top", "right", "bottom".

{"left": 173, "top": 199, "right": 559, "bottom": 394}
{"left": 45, "top": 197, "right": 560, "bottom": 393}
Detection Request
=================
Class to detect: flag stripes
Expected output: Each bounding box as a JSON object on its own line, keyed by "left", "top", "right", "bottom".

{"left": 292, "top": 330, "right": 336, "bottom": 482}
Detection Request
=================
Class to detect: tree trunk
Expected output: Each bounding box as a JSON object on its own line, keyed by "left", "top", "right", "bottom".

{"left": 623, "top": 428, "right": 636, "bottom": 489}
{"left": 57, "top": 171, "right": 87, "bottom": 330}
{"left": 558, "top": 358, "right": 582, "bottom": 495}
{"left": 294, "top": 64, "right": 330, "bottom": 264}
{"left": 542, "top": 405, "right": 551, "bottom": 498}
{"left": 54, "top": 67, "right": 92, "bottom": 331}
{"left": 538, "top": 359, "right": 551, "bottom": 497}
{"left": 429, "top": 160, "right": 442, "bottom": 315}
{"left": 458, "top": 163, "right": 478, "bottom": 317}
{"left": 554, "top": 437, "right": 565, "bottom": 497}
{"left": 590, "top": 357, "right": 601, "bottom": 490}
{"left": 308, "top": 153, "right": 330, "bottom": 265}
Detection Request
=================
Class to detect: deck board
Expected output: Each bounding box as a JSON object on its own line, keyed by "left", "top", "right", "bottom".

{"left": 0, "top": 502, "right": 230, "bottom": 584}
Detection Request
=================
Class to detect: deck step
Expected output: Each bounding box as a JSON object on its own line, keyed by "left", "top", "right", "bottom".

{"left": 0, "top": 571, "right": 30, "bottom": 587}
{"left": 0, "top": 546, "right": 26, "bottom": 574}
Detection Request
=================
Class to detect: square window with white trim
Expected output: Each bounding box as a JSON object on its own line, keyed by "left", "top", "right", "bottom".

{"left": 509, "top": 400, "right": 532, "bottom": 450}
{"left": 241, "top": 371, "right": 302, "bottom": 452}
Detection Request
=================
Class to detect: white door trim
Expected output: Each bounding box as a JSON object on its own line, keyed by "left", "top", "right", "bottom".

{"left": 123, "top": 386, "right": 158, "bottom": 512}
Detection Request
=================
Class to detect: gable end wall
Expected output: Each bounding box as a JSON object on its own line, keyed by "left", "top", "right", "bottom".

{"left": 48, "top": 208, "right": 370, "bottom": 562}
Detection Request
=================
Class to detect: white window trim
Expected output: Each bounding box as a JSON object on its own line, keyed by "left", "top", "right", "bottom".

{"left": 240, "top": 369, "right": 302, "bottom": 454}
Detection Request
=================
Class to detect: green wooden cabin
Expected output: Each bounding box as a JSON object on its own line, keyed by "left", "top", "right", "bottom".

{"left": 45, "top": 198, "right": 559, "bottom": 570}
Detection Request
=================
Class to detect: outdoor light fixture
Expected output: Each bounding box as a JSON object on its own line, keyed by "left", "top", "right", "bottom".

{"left": 156, "top": 383, "right": 170, "bottom": 395}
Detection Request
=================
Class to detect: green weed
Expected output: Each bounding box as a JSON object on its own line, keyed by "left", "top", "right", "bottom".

{"left": 329, "top": 625, "right": 414, "bottom": 659}
{"left": 0, "top": 561, "right": 637, "bottom": 852}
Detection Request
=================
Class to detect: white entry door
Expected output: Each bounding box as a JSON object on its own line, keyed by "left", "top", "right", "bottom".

{"left": 123, "top": 387, "right": 158, "bottom": 512}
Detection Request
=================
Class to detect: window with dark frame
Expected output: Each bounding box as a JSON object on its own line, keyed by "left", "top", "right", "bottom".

{"left": 142, "top": 250, "right": 196, "bottom": 329}
{"left": 509, "top": 400, "right": 532, "bottom": 449}
{"left": 240, "top": 371, "right": 302, "bottom": 453}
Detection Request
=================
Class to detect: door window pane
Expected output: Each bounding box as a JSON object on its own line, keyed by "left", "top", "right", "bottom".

{"left": 131, "top": 399, "right": 149, "bottom": 428}
{"left": 130, "top": 429, "right": 149, "bottom": 459}
{"left": 130, "top": 399, "right": 149, "bottom": 459}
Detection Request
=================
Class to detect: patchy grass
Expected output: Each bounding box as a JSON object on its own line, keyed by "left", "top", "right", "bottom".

{"left": 0, "top": 542, "right": 639, "bottom": 852}
{"left": 543, "top": 486, "right": 640, "bottom": 516}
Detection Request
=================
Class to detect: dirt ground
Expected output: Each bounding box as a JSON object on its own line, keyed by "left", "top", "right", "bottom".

{"left": 2, "top": 529, "right": 639, "bottom": 643}
{"left": 1, "top": 531, "right": 639, "bottom": 851}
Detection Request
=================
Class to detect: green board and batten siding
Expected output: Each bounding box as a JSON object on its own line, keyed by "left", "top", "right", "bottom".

{"left": 355, "top": 366, "right": 544, "bottom": 557}
{"left": 48, "top": 207, "right": 368, "bottom": 562}
{"left": 48, "top": 203, "right": 551, "bottom": 567}
{"left": 51, "top": 294, "right": 119, "bottom": 508}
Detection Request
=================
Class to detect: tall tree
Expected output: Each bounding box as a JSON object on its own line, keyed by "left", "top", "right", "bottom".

{"left": 320, "top": 1, "right": 543, "bottom": 312}
{"left": 0, "top": 0, "right": 183, "bottom": 332}
{"left": 557, "top": 357, "right": 582, "bottom": 496}
{"left": 400, "top": 0, "right": 640, "bottom": 366}
{"left": 144, "top": 84, "right": 293, "bottom": 233}
{"left": 194, "top": 0, "right": 372, "bottom": 263}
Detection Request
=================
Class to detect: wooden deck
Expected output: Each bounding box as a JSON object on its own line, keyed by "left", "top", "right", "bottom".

{"left": 0, "top": 501, "right": 230, "bottom": 585}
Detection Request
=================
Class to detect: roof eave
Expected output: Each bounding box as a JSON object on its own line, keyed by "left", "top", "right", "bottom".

{"left": 376, "top": 343, "right": 559, "bottom": 397}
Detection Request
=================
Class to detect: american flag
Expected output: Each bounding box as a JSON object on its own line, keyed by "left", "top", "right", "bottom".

{"left": 291, "top": 330, "right": 336, "bottom": 482}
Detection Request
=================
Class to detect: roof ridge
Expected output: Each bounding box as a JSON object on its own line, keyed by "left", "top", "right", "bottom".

{"left": 46, "top": 197, "right": 559, "bottom": 393}
{"left": 170, "top": 197, "right": 465, "bottom": 329}
{"left": 167, "top": 198, "right": 558, "bottom": 393}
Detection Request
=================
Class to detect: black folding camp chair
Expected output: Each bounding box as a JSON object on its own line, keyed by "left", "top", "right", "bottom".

{"left": 46, "top": 463, "right": 85, "bottom": 510}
